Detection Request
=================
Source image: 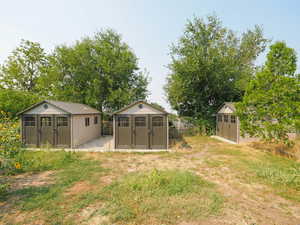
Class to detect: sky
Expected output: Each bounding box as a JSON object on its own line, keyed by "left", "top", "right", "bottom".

{"left": 1, "top": 0, "right": 300, "bottom": 112}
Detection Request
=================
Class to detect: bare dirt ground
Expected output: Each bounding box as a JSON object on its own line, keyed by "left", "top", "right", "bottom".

{"left": 1, "top": 136, "right": 300, "bottom": 225}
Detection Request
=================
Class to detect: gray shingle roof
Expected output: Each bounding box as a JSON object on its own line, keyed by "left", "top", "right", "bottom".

{"left": 216, "top": 102, "right": 237, "bottom": 114}
{"left": 113, "top": 100, "right": 168, "bottom": 115}
{"left": 224, "top": 102, "right": 236, "bottom": 111}
{"left": 46, "top": 100, "right": 100, "bottom": 114}
{"left": 18, "top": 100, "right": 100, "bottom": 115}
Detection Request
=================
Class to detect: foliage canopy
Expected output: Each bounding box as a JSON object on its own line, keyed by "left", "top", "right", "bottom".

{"left": 236, "top": 41, "right": 300, "bottom": 145}
{"left": 165, "top": 15, "right": 269, "bottom": 130}
{"left": 0, "top": 30, "right": 149, "bottom": 114}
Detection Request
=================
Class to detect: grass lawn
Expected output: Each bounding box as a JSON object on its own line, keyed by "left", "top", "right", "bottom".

{"left": 0, "top": 136, "right": 300, "bottom": 225}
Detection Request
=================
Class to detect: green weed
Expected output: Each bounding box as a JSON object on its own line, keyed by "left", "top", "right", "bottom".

{"left": 100, "top": 169, "right": 223, "bottom": 224}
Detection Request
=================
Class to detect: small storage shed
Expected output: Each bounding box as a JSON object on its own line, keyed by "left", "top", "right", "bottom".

{"left": 216, "top": 102, "right": 297, "bottom": 144}
{"left": 216, "top": 102, "right": 259, "bottom": 143}
{"left": 113, "top": 101, "right": 168, "bottom": 149}
{"left": 18, "top": 100, "right": 101, "bottom": 148}
{"left": 216, "top": 102, "right": 239, "bottom": 143}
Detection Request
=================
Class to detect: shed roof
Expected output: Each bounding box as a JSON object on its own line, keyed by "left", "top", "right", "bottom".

{"left": 113, "top": 100, "right": 168, "bottom": 115}
{"left": 217, "top": 102, "right": 237, "bottom": 113}
{"left": 18, "top": 100, "right": 100, "bottom": 115}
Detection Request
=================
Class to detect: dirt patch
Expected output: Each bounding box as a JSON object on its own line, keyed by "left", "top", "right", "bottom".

{"left": 100, "top": 175, "right": 115, "bottom": 185}
{"left": 65, "top": 181, "right": 96, "bottom": 196}
{"left": 0, "top": 209, "right": 45, "bottom": 225}
{"left": 78, "top": 203, "right": 109, "bottom": 225}
{"left": 4, "top": 171, "right": 55, "bottom": 192}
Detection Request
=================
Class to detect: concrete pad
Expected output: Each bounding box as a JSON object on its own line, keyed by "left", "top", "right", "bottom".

{"left": 77, "top": 135, "right": 113, "bottom": 151}
{"left": 211, "top": 135, "right": 237, "bottom": 144}
{"left": 26, "top": 135, "right": 170, "bottom": 152}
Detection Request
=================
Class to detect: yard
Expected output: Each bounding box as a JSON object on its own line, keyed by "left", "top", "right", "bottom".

{"left": 1, "top": 136, "right": 300, "bottom": 225}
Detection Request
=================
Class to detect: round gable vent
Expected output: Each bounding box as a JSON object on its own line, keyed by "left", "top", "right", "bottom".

{"left": 43, "top": 104, "right": 48, "bottom": 109}
{"left": 138, "top": 104, "right": 143, "bottom": 109}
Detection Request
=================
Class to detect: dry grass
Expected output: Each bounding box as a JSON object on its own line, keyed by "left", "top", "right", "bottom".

{"left": 1, "top": 136, "right": 300, "bottom": 225}
{"left": 250, "top": 138, "right": 300, "bottom": 160}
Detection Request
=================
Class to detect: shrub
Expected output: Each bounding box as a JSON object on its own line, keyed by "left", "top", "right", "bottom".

{"left": 0, "top": 183, "right": 10, "bottom": 198}
{"left": 0, "top": 110, "right": 23, "bottom": 174}
{"left": 0, "top": 89, "right": 41, "bottom": 118}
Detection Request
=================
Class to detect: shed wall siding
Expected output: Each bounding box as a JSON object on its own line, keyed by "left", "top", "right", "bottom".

{"left": 24, "top": 103, "right": 66, "bottom": 115}
{"left": 118, "top": 104, "right": 163, "bottom": 115}
{"left": 72, "top": 114, "right": 101, "bottom": 147}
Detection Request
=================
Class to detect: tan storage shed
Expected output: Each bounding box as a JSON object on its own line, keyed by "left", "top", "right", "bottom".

{"left": 216, "top": 102, "right": 297, "bottom": 144}
{"left": 216, "top": 102, "right": 238, "bottom": 143}
{"left": 113, "top": 101, "right": 169, "bottom": 149}
{"left": 216, "top": 102, "right": 259, "bottom": 143}
{"left": 18, "top": 100, "right": 101, "bottom": 148}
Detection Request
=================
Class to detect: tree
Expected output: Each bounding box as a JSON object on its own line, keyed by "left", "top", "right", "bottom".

{"left": 150, "top": 102, "right": 165, "bottom": 111}
{"left": 44, "top": 29, "right": 149, "bottom": 112}
{"left": 0, "top": 89, "right": 41, "bottom": 117}
{"left": 236, "top": 41, "right": 300, "bottom": 146}
{"left": 165, "top": 15, "right": 269, "bottom": 130}
{"left": 0, "top": 40, "right": 48, "bottom": 92}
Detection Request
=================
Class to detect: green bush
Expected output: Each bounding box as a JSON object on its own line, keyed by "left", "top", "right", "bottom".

{"left": 0, "top": 89, "right": 41, "bottom": 118}
{"left": 0, "top": 183, "right": 10, "bottom": 198}
{"left": 0, "top": 111, "right": 23, "bottom": 174}
{"left": 181, "top": 117, "right": 215, "bottom": 136}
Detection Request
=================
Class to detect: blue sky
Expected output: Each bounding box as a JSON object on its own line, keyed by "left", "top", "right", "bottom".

{"left": 1, "top": 0, "right": 299, "bottom": 111}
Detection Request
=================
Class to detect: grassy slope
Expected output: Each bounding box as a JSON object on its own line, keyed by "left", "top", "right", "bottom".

{"left": 1, "top": 137, "right": 300, "bottom": 225}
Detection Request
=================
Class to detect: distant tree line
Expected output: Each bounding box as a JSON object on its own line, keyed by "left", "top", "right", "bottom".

{"left": 0, "top": 29, "right": 149, "bottom": 116}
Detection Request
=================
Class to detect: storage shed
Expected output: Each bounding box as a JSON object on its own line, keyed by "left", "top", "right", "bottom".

{"left": 18, "top": 100, "right": 101, "bottom": 148}
{"left": 113, "top": 101, "right": 168, "bottom": 149}
{"left": 216, "top": 102, "right": 238, "bottom": 143}
{"left": 216, "top": 102, "right": 259, "bottom": 143}
{"left": 216, "top": 102, "right": 298, "bottom": 144}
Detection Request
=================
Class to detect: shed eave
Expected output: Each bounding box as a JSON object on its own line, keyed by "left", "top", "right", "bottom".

{"left": 17, "top": 100, "right": 71, "bottom": 116}
{"left": 113, "top": 100, "right": 169, "bottom": 115}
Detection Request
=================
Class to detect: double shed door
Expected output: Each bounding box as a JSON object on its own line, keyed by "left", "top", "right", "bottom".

{"left": 23, "top": 114, "right": 70, "bottom": 148}
{"left": 217, "top": 114, "right": 237, "bottom": 142}
{"left": 116, "top": 115, "right": 167, "bottom": 149}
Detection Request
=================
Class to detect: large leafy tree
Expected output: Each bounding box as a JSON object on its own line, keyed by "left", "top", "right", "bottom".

{"left": 0, "top": 89, "right": 41, "bottom": 117}
{"left": 236, "top": 41, "right": 300, "bottom": 145}
{"left": 165, "top": 15, "right": 268, "bottom": 129}
{"left": 44, "top": 29, "right": 149, "bottom": 112}
{"left": 0, "top": 40, "right": 48, "bottom": 92}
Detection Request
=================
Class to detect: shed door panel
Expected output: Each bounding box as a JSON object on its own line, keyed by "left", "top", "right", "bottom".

{"left": 39, "top": 116, "right": 54, "bottom": 147}
{"left": 133, "top": 116, "right": 149, "bottom": 149}
{"left": 216, "top": 114, "right": 222, "bottom": 137}
{"left": 23, "top": 116, "right": 38, "bottom": 147}
{"left": 150, "top": 115, "right": 167, "bottom": 149}
{"left": 56, "top": 116, "right": 70, "bottom": 147}
{"left": 229, "top": 115, "right": 237, "bottom": 142}
{"left": 221, "top": 114, "right": 227, "bottom": 139}
{"left": 221, "top": 116, "right": 225, "bottom": 138}
{"left": 116, "top": 116, "right": 132, "bottom": 149}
